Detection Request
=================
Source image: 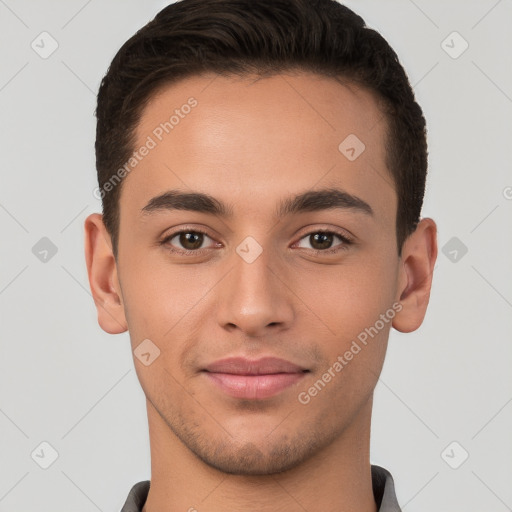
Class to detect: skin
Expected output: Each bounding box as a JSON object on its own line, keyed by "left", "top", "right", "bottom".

{"left": 85, "top": 72, "right": 437, "bottom": 512}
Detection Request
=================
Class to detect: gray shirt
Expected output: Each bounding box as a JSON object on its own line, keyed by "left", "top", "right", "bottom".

{"left": 120, "top": 464, "right": 402, "bottom": 511}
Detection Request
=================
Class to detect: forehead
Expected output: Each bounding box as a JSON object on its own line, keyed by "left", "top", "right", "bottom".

{"left": 123, "top": 72, "right": 395, "bottom": 225}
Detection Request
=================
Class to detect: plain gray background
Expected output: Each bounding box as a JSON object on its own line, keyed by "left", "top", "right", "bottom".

{"left": 1, "top": 0, "right": 511, "bottom": 510}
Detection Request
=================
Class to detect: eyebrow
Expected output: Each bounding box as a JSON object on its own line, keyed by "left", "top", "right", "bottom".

{"left": 140, "top": 187, "right": 373, "bottom": 218}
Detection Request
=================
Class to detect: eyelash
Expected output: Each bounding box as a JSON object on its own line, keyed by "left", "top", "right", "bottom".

{"left": 299, "top": 230, "right": 353, "bottom": 255}
{"left": 159, "top": 227, "right": 353, "bottom": 256}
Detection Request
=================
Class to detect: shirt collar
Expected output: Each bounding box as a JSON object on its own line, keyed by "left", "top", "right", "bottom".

{"left": 120, "top": 464, "right": 401, "bottom": 511}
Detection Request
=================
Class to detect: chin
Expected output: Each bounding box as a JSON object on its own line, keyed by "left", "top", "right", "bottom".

{"left": 196, "top": 442, "right": 306, "bottom": 475}
{"left": 176, "top": 423, "right": 335, "bottom": 476}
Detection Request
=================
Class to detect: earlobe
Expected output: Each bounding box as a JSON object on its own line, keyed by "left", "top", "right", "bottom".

{"left": 84, "top": 213, "right": 128, "bottom": 334}
{"left": 392, "top": 218, "right": 438, "bottom": 333}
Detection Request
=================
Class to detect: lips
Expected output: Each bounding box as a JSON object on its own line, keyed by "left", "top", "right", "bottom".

{"left": 203, "top": 357, "right": 308, "bottom": 400}
{"left": 204, "top": 356, "right": 307, "bottom": 375}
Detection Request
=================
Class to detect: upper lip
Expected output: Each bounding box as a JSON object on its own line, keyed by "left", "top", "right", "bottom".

{"left": 203, "top": 357, "right": 308, "bottom": 375}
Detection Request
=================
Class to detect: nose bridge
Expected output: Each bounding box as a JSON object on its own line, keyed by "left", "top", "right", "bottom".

{"left": 216, "top": 237, "right": 294, "bottom": 335}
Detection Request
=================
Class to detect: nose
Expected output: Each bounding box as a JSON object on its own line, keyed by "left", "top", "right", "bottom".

{"left": 215, "top": 243, "right": 295, "bottom": 338}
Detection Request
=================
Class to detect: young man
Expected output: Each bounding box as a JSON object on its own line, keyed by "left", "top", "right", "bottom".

{"left": 85, "top": 0, "right": 437, "bottom": 510}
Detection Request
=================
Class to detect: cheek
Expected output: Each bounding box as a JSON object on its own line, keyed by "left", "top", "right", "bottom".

{"left": 295, "top": 252, "right": 398, "bottom": 345}
{"left": 118, "top": 256, "right": 222, "bottom": 384}
{"left": 294, "top": 259, "right": 395, "bottom": 414}
{"left": 120, "top": 255, "right": 207, "bottom": 331}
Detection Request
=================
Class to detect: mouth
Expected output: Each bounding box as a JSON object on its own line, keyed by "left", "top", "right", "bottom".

{"left": 202, "top": 356, "right": 309, "bottom": 400}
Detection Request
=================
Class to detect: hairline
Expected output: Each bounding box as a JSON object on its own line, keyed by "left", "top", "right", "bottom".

{"left": 110, "top": 68, "right": 401, "bottom": 259}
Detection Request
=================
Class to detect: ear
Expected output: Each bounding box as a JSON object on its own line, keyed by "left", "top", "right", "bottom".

{"left": 393, "top": 218, "right": 438, "bottom": 333}
{"left": 84, "top": 213, "right": 128, "bottom": 334}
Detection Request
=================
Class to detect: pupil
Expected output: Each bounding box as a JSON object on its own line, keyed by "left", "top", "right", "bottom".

{"left": 311, "top": 233, "right": 332, "bottom": 250}
{"left": 180, "top": 232, "right": 203, "bottom": 250}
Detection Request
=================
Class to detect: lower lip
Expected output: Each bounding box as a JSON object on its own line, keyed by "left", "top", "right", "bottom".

{"left": 204, "top": 372, "right": 306, "bottom": 400}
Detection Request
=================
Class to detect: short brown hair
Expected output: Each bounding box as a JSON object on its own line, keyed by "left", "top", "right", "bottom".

{"left": 95, "top": 0, "right": 428, "bottom": 257}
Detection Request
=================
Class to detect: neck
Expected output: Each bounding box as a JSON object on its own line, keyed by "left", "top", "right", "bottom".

{"left": 142, "top": 397, "right": 378, "bottom": 512}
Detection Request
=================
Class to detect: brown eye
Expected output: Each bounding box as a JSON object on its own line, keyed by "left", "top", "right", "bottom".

{"left": 294, "top": 230, "right": 352, "bottom": 253}
{"left": 178, "top": 232, "right": 204, "bottom": 250}
{"left": 309, "top": 232, "right": 334, "bottom": 250}
{"left": 163, "top": 230, "right": 215, "bottom": 253}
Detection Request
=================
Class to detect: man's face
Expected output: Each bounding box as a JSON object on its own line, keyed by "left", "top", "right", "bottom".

{"left": 115, "top": 72, "right": 402, "bottom": 474}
